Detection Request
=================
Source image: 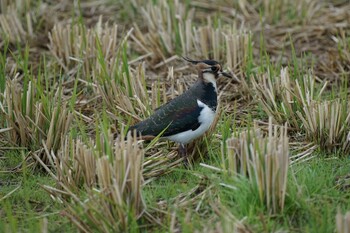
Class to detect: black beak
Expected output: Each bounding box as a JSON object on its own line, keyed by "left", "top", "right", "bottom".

{"left": 219, "top": 71, "right": 233, "bottom": 78}
{"left": 219, "top": 71, "right": 240, "bottom": 83}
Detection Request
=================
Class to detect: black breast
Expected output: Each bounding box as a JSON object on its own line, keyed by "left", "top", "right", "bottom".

{"left": 193, "top": 82, "right": 217, "bottom": 111}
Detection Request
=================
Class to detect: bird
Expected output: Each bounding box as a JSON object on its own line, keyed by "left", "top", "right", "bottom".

{"left": 128, "top": 57, "right": 234, "bottom": 158}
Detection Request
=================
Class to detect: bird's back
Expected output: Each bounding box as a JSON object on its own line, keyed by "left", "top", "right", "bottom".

{"left": 129, "top": 80, "right": 216, "bottom": 138}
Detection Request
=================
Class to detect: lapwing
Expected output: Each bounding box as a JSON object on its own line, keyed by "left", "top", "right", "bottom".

{"left": 128, "top": 57, "right": 234, "bottom": 158}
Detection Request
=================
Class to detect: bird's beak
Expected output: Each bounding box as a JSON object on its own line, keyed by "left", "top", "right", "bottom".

{"left": 219, "top": 71, "right": 241, "bottom": 83}
{"left": 219, "top": 71, "right": 233, "bottom": 78}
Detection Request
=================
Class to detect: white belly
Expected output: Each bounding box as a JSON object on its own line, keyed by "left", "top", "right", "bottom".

{"left": 166, "top": 100, "right": 216, "bottom": 144}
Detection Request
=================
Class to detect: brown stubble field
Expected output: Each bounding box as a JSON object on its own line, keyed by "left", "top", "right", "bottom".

{"left": 1, "top": 0, "right": 350, "bottom": 232}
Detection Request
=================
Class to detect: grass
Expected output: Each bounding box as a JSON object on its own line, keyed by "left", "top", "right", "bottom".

{"left": 0, "top": 151, "right": 73, "bottom": 232}
{"left": 1, "top": 151, "right": 349, "bottom": 232}
{"left": 1, "top": 0, "right": 350, "bottom": 232}
{"left": 288, "top": 157, "right": 350, "bottom": 233}
{"left": 140, "top": 155, "right": 350, "bottom": 232}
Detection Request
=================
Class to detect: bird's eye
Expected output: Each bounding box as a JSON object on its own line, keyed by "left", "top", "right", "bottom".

{"left": 211, "top": 66, "right": 219, "bottom": 72}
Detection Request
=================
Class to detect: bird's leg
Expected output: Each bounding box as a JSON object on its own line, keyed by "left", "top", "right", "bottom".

{"left": 178, "top": 143, "right": 189, "bottom": 166}
{"left": 178, "top": 143, "right": 187, "bottom": 156}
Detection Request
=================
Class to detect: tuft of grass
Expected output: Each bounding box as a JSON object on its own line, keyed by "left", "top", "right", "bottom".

{"left": 93, "top": 60, "right": 150, "bottom": 123}
{"left": 251, "top": 66, "right": 328, "bottom": 130}
{"left": 0, "top": 9, "right": 34, "bottom": 43}
{"left": 336, "top": 30, "right": 350, "bottom": 67}
{"left": 41, "top": 130, "right": 146, "bottom": 232}
{"left": 252, "top": 65, "right": 350, "bottom": 154}
{"left": 48, "top": 17, "right": 129, "bottom": 78}
{"left": 132, "top": 0, "right": 190, "bottom": 64}
{"left": 0, "top": 76, "right": 73, "bottom": 165}
{"left": 225, "top": 118, "right": 289, "bottom": 214}
{"left": 297, "top": 99, "right": 350, "bottom": 154}
{"left": 133, "top": 1, "right": 250, "bottom": 74}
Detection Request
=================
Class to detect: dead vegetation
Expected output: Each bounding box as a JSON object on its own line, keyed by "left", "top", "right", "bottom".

{"left": 337, "top": 210, "right": 350, "bottom": 233}
{"left": 251, "top": 66, "right": 350, "bottom": 153}
{"left": 226, "top": 119, "right": 289, "bottom": 213}
{"left": 133, "top": 0, "right": 250, "bottom": 75}
{"left": 42, "top": 133, "right": 146, "bottom": 232}
{"left": 48, "top": 18, "right": 123, "bottom": 77}
{"left": 0, "top": 77, "right": 73, "bottom": 167}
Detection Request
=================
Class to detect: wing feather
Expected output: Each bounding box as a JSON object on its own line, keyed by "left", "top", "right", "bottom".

{"left": 129, "top": 94, "right": 202, "bottom": 137}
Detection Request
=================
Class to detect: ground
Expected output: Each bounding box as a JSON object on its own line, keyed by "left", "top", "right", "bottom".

{"left": 0, "top": 0, "right": 350, "bottom": 232}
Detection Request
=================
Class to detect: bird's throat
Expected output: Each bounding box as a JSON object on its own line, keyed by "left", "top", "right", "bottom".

{"left": 202, "top": 72, "right": 217, "bottom": 92}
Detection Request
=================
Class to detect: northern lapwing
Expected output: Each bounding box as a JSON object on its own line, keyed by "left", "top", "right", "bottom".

{"left": 128, "top": 57, "right": 234, "bottom": 158}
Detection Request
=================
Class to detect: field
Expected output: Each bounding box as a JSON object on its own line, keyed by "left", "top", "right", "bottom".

{"left": 1, "top": 0, "right": 350, "bottom": 232}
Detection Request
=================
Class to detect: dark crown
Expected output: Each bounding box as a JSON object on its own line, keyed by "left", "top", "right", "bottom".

{"left": 181, "top": 56, "right": 233, "bottom": 79}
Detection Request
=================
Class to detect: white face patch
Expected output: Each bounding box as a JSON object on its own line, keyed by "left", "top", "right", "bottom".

{"left": 166, "top": 100, "right": 216, "bottom": 144}
{"left": 202, "top": 72, "right": 217, "bottom": 92}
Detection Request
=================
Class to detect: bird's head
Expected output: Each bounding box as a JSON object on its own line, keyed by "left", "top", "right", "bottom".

{"left": 182, "top": 57, "right": 236, "bottom": 87}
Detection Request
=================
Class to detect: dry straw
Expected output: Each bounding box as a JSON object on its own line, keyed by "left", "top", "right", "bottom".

{"left": 297, "top": 99, "right": 350, "bottom": 153}
{"left": 0, "top": 9, "right": 34, "bottom": 43}
{"left": 0, "top": 0, "right": 31, "bottom": 13}
{"left": 251, "top": 67, "right": 327, "bottom": 130}
{"left": 42, "top": 132, "right": 146, "bottom": 232}
{"left": 48, "top": 16, "right": 128, "bottom": 77}
{"left": 93, "top": 63, "right": 151, "bottom": 121}
{"left": 226, "top": 119, "right": 289, "bottom": 213}
{"left": 0, "top": 0, "right": 36, "bottom": 44}
{"left": 336, "top": 210, "right": 350, "bottom": 233}
{"left": 132, "top": 1, "right": 249, "bottom": 73}
{"left": 252, "top": 67, "right": 350, "bottom": 153}
{"left": 132, "top": 0, "right": 189, "bottom": 64}
{"left": 0, "top": 78, "right": 72, "bottom": 165}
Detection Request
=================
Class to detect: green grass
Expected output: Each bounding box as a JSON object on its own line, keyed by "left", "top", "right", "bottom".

{"left": 1, "top": 144, "right": 350, "bottom": 232}
{"left": 142, "top": 153, "right": 350, "bottom": 232}
{"left": 288, "top": 157, "right": 350, "bottom": 233}
{"left": 0, "top": 151, "right": 73, "bottom": 232}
